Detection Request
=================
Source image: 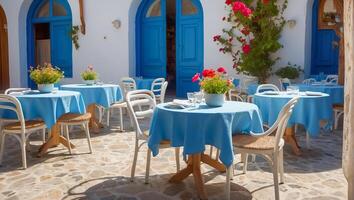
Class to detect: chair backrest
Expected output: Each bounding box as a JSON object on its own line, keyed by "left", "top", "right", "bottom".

{"left": 279, "top": 78, "right": 291, "bottom": 91}
{"left": 325, "top": 75, "right": 338, "bottom": 84}
{"left": 302, "top": 78, "right": 316, "bottom": 85}
{"left": 151, "top": 78, "right": 165, "bottom": 95}
{"left": 256, "top": 84, "right": 280, "bottom": 94}
{"left": 159, "top": 81, "right": 168, "bottom": 103}
{"left": 228, "top": 90, "right": 243, "bottom": 102}
{"left": 258, "top": 97, "right": 299, "bottom": 152}
{"left": 120, "top": 77, "right": 137, "bottom": 98}
{"left": 0, "top": 94, "right": 26, "bottom": 132}
{"left": 126, "top": 90, "right": 156, "bottom": 140}
{"left": 4, "top": 88, "right": 31, "bottom": 95}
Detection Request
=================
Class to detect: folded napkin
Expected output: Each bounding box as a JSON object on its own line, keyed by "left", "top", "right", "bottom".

{"left": 305, "top": 91, "right": 323, "bottom": 96}
{"left": 164, "top": 99, "right": 194, "bottom": 109}
{"left": 262, "top": 91, "right": 279, "bottom": 95}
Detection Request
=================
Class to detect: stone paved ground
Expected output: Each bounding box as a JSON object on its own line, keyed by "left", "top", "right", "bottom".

{"left": 0, "top": 113, "right": 348, "bottom": 200}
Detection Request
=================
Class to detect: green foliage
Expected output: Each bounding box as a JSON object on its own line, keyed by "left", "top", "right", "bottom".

{"left": 275, "top": 63, "right": 302, "bottom": 79}
{"left": 30, "top": 63, "right": 64, "bottom": 84}
{"left": 81, "top": 66, "right": 98, "bottom": 81}
{"left": 215, "top": 0, "right": 288, "bottom": 83}
{"left": 201, "top": 76, "right": 233, "bottom": 94}
{"left": 71, "top": 26, "right": 80, "bottom": 50}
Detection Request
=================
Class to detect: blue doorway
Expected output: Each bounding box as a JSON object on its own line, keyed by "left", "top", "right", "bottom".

{"left": 311, "top": 0, "right": 339, "bottom": 76}
{"left": 27, "top": 0, "right": 73, "bottom": 88}
{"left": 136, "top": 0, "right": 203, "bottom": 97}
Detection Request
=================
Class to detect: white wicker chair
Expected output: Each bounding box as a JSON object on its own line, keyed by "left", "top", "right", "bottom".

{"left": 151, "top": 78, "right": 165, "bottom": 103}
{"left": 103, "top": 77, "right": 136, "bottom": 130}
{"left": 0, "top": 94, "right": 46, "bottom": 169}
{"left": 126, "top": 90, "right": 180, "bottom": 183}
{"left": 279, "top": 78, "right": 291, "bottom": 91}
{"left": 225, "top": 96, "right": 300, "bottom": 200}
{"left": 159, "top": 81, "right": 168, "bottom": 104}
{"left": 256, "top": 84, "right": 280, "bottom": 93}
{"left": 325, "top": 75, "right": 338, "bottom": 84}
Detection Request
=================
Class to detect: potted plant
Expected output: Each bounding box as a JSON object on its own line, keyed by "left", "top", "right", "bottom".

{"left": 81, "top": 65, "right": 98, "bottom": 85}
{"left": 275, "top": 63, "right": 302, "bottom": 80}
{"left": 192, "top": 67, "right": 234, "bottom": 107}
{"left": 30, "top": 63, "right": 64, "bottom": 93}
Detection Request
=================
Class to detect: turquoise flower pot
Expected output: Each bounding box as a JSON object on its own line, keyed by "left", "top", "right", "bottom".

{"left": 204, "top": 93, "right": 225, "bottom": 107}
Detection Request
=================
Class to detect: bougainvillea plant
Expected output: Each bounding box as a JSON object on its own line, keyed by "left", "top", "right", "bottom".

{"left": 214, "top": 0, "right": 288, "bottom": 83}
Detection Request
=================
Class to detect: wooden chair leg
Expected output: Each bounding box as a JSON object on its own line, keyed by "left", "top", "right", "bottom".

{"left": 145, "top": 149, "right": 151, "bottom": 184}
{"left": 84, "top": 123, "right": 93, "bottom": 153}
{"left": 175, "top": 147, "right": 180, "bottom": 172}
{"left": 0, "top": 133, "right": 5, "bottom": 165}
{"left": 64, "top": 125, "right": 72, "bottom": 154}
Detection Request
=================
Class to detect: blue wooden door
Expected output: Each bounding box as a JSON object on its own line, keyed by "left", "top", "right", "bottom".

{"left": 50, "top": 21, "right": 72, "bottom": 77}
{"left": 138, "top": 0, "right": 166, "bottom": 78}
{"left": 176, "top": 0, "right": 203, "bottom": 97}
{"left": 311, "top": 0, "right": 339, "bottom": 75}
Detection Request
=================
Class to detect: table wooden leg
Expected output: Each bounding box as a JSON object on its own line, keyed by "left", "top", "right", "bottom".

{"left": 37, "top": 124, "right": 75, "bottom": 157}
{"left": 169, "top": 153, "right": 224, "bottom": 199}
{"left": 87, "top": 104, "right": 103, "bottom": 133}
{"left": 284, "top": 127, "right": 302, "bottom": 156}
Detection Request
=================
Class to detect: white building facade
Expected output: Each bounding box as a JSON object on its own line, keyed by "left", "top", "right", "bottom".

{"left": 0, "top": 0, "right": 325, "bottom": 91}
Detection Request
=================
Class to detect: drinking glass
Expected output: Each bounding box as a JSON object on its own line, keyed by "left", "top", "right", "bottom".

{"left": 187, "top": 92, "right": 196, "bottom": 105}
{"left": 287, "top": 85, "right": 299, "bottom": 95}
{"left": 194, "top": 92, "right": 204, "bottom": 104}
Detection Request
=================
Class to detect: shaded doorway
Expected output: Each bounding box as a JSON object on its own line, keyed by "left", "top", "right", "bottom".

{"left": 0, "top": 6, "right": 9, "bottom": 90}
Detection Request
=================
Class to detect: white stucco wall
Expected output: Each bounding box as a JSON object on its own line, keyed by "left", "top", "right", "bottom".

{"left": 0, "top": 0, "right": 313, "bottom": 88}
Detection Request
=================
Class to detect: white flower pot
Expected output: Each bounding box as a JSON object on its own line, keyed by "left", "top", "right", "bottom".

{"left": 38, "top": 84, "right": 54, "bottom": 93}
{"left": 204, "top": 93, "right": 225, "bottom": 107}
{"left": 84, "top": 80, "right": 95, "bottom": 85}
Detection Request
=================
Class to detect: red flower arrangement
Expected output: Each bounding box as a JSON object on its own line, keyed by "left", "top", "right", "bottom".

{"left": 192, "top": 67, "right": 234, "bottom": 94}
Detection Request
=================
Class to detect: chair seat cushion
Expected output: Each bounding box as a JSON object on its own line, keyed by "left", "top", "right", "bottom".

{"left": 233, "top": 135, "right": 276, "bottom": 150}
{"left": 58, "top": 113, "right": 92, "bottom": 123}
{"left": 3, "top": 120, "right": 45, "bottom": 131}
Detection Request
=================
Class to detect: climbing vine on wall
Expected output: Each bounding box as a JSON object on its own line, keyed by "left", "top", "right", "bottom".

{"left": 71, "top": 25, "right": 80, "bottom": 50}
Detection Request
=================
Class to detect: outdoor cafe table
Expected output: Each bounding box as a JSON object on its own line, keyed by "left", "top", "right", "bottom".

{"left": 148, "top": 101, "right": 264, "bottom": 199}
{"left": 296, "top": 83, "right": 344, "bottom": 105}
{"left": 253, "top": 91, "right": 332, "bottom": 155}
{"left": 0, "top": 90, "right": 86, "bottom": 156}
{"left": 60, "top": 84, "right": 122, "bottom": 132}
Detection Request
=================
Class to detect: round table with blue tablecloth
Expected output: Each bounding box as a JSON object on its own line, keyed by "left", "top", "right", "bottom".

{"left": 297, "top": 83, "right": 344, "bottom": 105}
{"left": 60, "top": 84, "right": 123, "bottom": 132}
{"left": 148, "top": 101, "right": 263, "bottom": 198}
{"left": 0, "top": 90, "right": 86, "bottom": 156}
{"left": 253, "top": 91, "right": 332, "bottom": 154}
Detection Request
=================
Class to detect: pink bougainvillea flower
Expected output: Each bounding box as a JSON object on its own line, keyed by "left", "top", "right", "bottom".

{"left": 241, "top": 27, "right": 250, "bottom": 35}
{"left": 217, "top": 67, "right": 227, "bottom": 74}
{"left": 242, "top": 44, "right": 251, "bottom": 54}
{"left": 192, "top": 73, "right": 200, "bottom": 82}
{"left": 262, "top": 0, "right": 270, "bottom": 4}
{"left": 241, "top": 7, "right": 252, "bottom": 17}
{"left": 202, "top": 69, "right": 216, "bottom": 78}
{"left": 225, "top": 0, "right": 233, "bottom": 6}
{"left": 232, "top": 1, "right": 246, "bottom": 12}
{"left": 213, "top": 35, "right": 221, "bottom": 42}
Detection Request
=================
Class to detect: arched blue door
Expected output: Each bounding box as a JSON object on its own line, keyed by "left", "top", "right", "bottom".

{"left": 27, "top": 0, "right": 72, "bottom": 88}
{"left": 311, "top": 0, "right": 339, "bottom": 75}
{"left": 136, "top": 0, "right": 167, "bottom": 78}
{"left": 176, "top": 0, "right": 203, "bottom": 97}
{"left": 136, "top": 0, "right": 203, "bottom": 97}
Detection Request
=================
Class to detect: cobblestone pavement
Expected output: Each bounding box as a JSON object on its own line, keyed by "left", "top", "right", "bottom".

{"left": 0, "top": 113, "right": 348, "bottom": 200}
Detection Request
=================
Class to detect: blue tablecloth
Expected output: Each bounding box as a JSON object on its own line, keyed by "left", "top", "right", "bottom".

{"left": 148, "top": 101, "right": 264, "bottom": 167}
{"left": 0, "top": 91, "right": 86, "bottom": 129}
{"left": 253, "top": 92, "right": 332, "bottom": 137}
{"left": 297, "top": 84, "right": 344, "bottom": 105}
{"left": 134, "top": 78, "right": 155, "bottom": 90}
{"left": 60, "top": 84, "right": 122, "bottom": 108}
